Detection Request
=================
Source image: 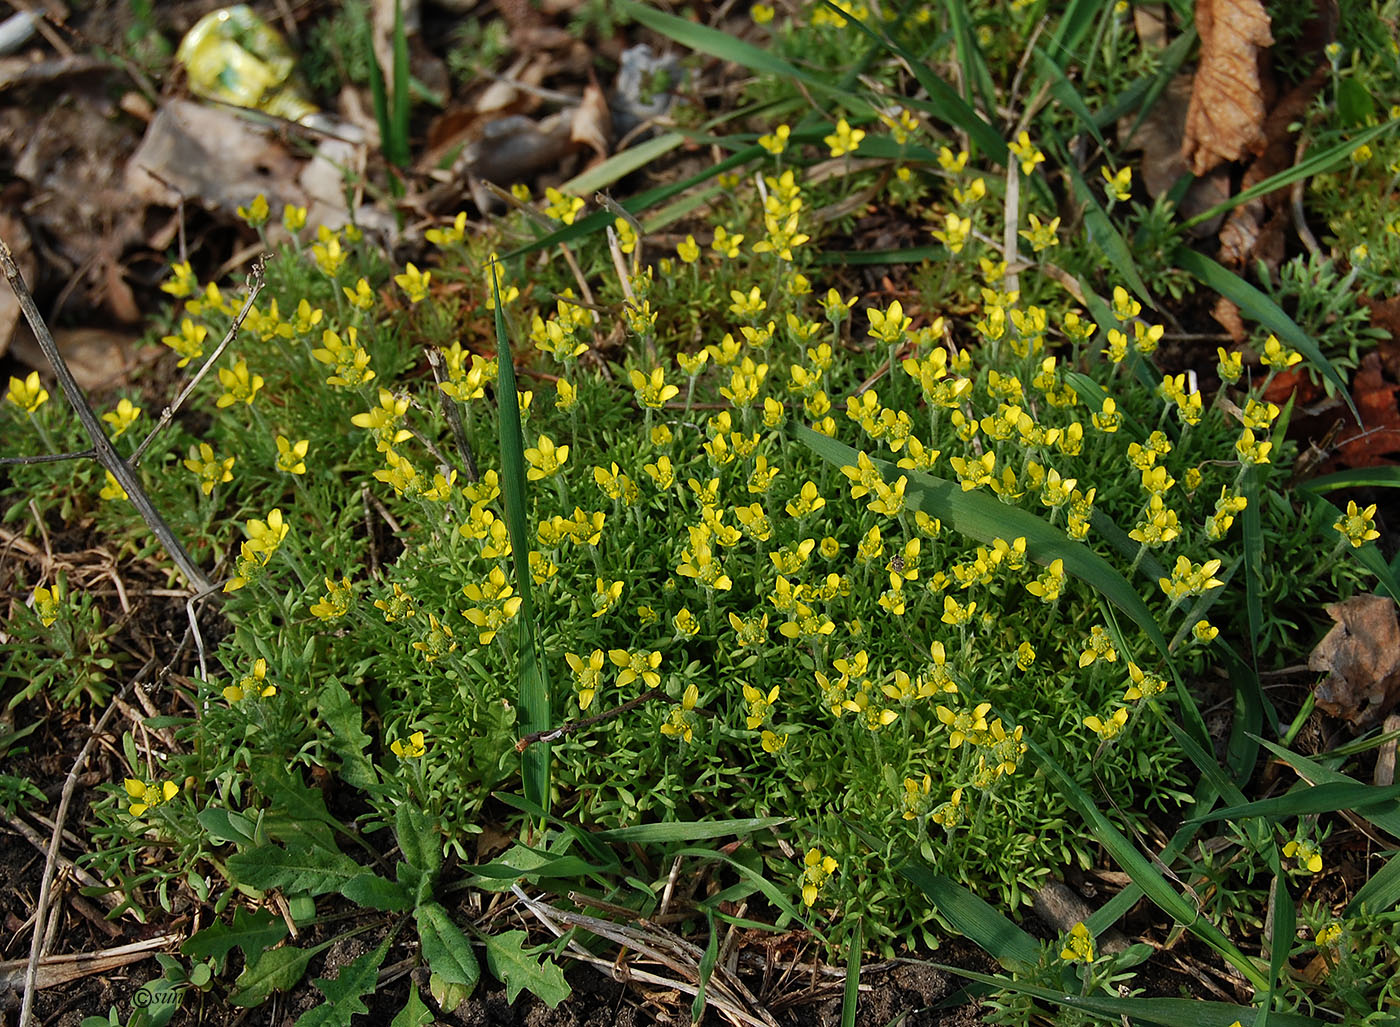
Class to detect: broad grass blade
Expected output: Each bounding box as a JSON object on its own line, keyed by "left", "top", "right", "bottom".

{"left": 932, "top": 964, "right": 1326, "bottom": 1027}
{"left": 793, "top": 424, "right": 1172, "bottom": 659}
{"left": 1174, "top": 249, "right": 1356, "bottom": 419}
{"left": 896, "top": 863, "right": 1040, "bottom": 970}
{"left": 1025, "top": 737, "right": 1268, "bottom": 991}
{"left": 490, "top": 261, "right": 551, "bottom": 812}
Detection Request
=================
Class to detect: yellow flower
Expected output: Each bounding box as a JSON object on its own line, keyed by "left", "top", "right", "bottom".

{"left": 374, "top": 583, "right": 416, "bottom": 623}
{"left": 31, "top": 583, "right": 62, "bottom": 626}
{"left": 275, "top": 435, "right": 309, "bottom": 475}
{"left": 394, "top": 262, "right": 431, "bottom": 303}
{"left": 677, "top": 235, "right": 701, "bottom": 263}
{"left": 659, "top": 683, "right": 700, "bottom": 743}
{"left": 282, "top": 204, "right": 307, "bottom": 233}
{"left": 1084, "top": 707, "right": 1129, "bottom": 740}
{"left": 1060, "top": 922, "right": 1095, "bottom": 963}
{"left": 1333, "top": 500, "right": 1380, "bottom": 548}
{"left": 1283, "top": 838, "right": 1323, "bottom": 874}
{"left": 216, "top": 359, "right": 264, "bottom": 408}
{"left": 932, "top": 211, "right": 972, "bottom": 254}
{"left": 101, "top": 398, "right": 142, "bottom": 437}
{"left": 6, "top": 371, "right": 50, "bottom": 413}
{"left": 711, "top": 226, "right": 744, "bottom": 258}
{"left": 99, "top": 471, "right": 128, "bottom": 502}
{"left": 758, "top": 123, "right": 790, "bottom": 154}
{"left": 566, "top": 649, "right": 606, "bottom": 710}
{"left": 222, "top": 658, "right": 275, "bottom": 702}
{"left": 751, "top": 2, "right": 775, "bottom": 23}
{"left": 160, "top": 260, "right": 197, "bottom": 298}
{"left": 312, "top": 234, "right": 346, "bottom": 277}
{"left": 524, "top": 434, "right": 569, "bottom": 481}
{"left": 1101, "top": 165, "right": 1131, "bottom": 201}
{"left": 800, "top": 847, "right": 838, "bottom": 906}
{"left": 824, "top": 118, "right": 865, "bottom": 157}
{"left": 1019, "top": 213, "right": 1060, "bottom": 252}
{"left": 391, "top": 731, "right": 427, "bottom": 759}
{"left": 630, "top": 366, "right": 680, "bottom": 409}
{"left": 1260, "top": 334, "right": 1302, "bottom": 369}
{"left": 425, "top": 211, "right": 467, "bottom": 247}
{"left": 124, "top": 778, "right": 179, "bottom": 817}
{"left": 543, "top": 187, "right": 585, "bottom": 224}
{"left": 1008, "top": 131, "right": 1045, "bottom": 175}
{"left": 183, "top": 442, "right": 235, "bottom": 495}
{"left": 237, "top": 193, "right": 269, "bottom": 228}
{"left": 310, "top": 577, "right": 355, "bottom": 620}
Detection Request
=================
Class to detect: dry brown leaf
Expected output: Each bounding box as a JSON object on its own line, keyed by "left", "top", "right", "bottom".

{"left": 1211, "top": 295, "right": 1247, "bottom": 343}
{"left": 1182, "top": 0, "right": 1274, "bottom": 176}
{"left": 570, "top": 80, "right": 613, "bottom": 160}
{"left": 1119, "top": 74, "right": 1231, "bottom": 234}
{"left": 1309, "top": 595, "right": 1400, "bottom": 729}
{"left": 1337, "top": 352, "right": 1400, "bottom": 467}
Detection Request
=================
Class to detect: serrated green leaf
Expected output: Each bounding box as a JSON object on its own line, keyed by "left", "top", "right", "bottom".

{"left": 415, "top": 902, "right": 480, "bottom": 991}
{"left": 197, "top": 807, "right": 255, "bottom": 846}
{"left": 342, "top": 872, "right": 413, "bottom": 912}
{"left": 227, "top": 844, "right": 366, "bottom": 896}
{"left": 294, "top": 937, "right": 391, "bottom": 1027}
{"left": 391, "top": 985, "right": 435, "bottom": 1027}
{"left": 318, "top": 678, "right": 378, "bottom": 791}
{"left": 395, "top": 803, "right": 441, "bottom": 878}
{"left": 484, "top": 930, "right": 570, "bottom": 1007}
{"left": 228, "top": 945, "right": 315, "bottom": 1007}
{"left": 182, "top": 907, "right": 288, "bottom": 966}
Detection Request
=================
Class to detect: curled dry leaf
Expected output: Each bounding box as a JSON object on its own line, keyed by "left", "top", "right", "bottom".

{"left": 1309, "top": 595, "right": 1400, "bottom": 730}
{"left": 1182, "top": 0, "right": 1274, "bottom": 176}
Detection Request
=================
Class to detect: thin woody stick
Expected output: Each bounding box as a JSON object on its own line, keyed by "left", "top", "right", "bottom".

{"left": 516, "top": 686, "right": 663, "bottom": 752}
{"left": 0, "top": 238, "right": 214, "bottom": 593}
{"left": 130, "top": 260, "right": 266, "bottom": 468}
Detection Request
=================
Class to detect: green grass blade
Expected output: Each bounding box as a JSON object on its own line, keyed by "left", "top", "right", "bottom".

{"left": 895, "top": 862, "right": 1040, "bottom": 970}
{"left": 490, "top": 260, "right": 551, "bottom": 812}
{"left": 1025, "top": 736, "right": 1269, "bottom": 991}
{"left": 677, "top": 846, "right": 827, "bottom": 942}
{"left": 692, "top": 910, "right": 719, "bottom": 1023}
{"left": 1298, "top": 467, "right": 1400, "bottom": 493}
{"left": 1058, "top": 147, "right": 1154, "bottom": 306}
{"left": 792, "top": 424, "right": 1172, "bottom": 659}
{"left": 1032, "top": 47, "right": 1108, "bottom": 151}
{"left": 562, "top": 132, "right": 687, "bottom": 196}
{"left": 1301, "top": 494, "right": 1400, "bottom": 602}
{"left": 1189, "top": 782, "right": 1400, "bottom": 824}
{"left": 947, "top": 0, "right": 995, "bottom": 115}
{"left": 590, "top": 816, "right": 789, "bottom": 844}
{"left": 1237, "top": 460, "right": 1278, "bottom": 749}
{"left": 1173, "top": 248, "right": 1357, "bottom": 420}
{"left": 389, "top": 0, "right": 410, "bottom": 167}
{"left": 932, "top": 964, "right": 1327, "bottom": 1027}
{"left": 1183, "top": 119, "right": 1398, "bottom": 230}
{"left": 814, "top": 244, "right": 948, "bottom": 265}
{"left": 818, "top": 3, "right": 1006, "bottom": 157}
{"left": 841, "top": 918, "right": 861, "bottom": 1027}
{"left": 1264, "top": 872, "right": 1294, "bottom": 1025}
{"left": 1041, "top": 0, "right": 1105, "bottom": 70}
{"left": 1252, "top": 735, "right": 1400, "bottom": 839}
{"left": 621, "top": 0, "right": 871, "bottom": 112}
{"left": 1347, "top": 849, "right": 1400, "bottom": 915}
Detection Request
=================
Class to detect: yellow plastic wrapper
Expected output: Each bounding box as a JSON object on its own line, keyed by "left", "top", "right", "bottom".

{"left": 176, "top": 5, "right": 317, "bottom": 123}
